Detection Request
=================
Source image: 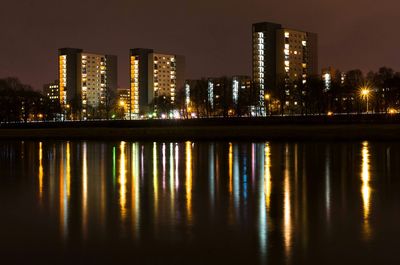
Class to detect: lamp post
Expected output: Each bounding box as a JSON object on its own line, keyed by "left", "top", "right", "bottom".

{"left": 265, "top": 94, "right": 271, "bottom": 116}
{"left": 361, "top": 88, "right": 370, "bottom": 114}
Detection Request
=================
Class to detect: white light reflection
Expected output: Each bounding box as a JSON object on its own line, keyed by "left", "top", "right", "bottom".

{"left": 175, "top": 144, "right": 179, "bottom": 191}
{"left": 162, "top": 143, "right": 166, "bottom": 190}
{"left": 233, "top": 144, "right": 239, "bottom": 219}
{"left": 170, "top": 143, "right": 175, "bottom": 217}
{"left": 325, "top": 148, "right": 331, "bottom": 226}
{"left": 209, "top": 144, "right": 215, "bottom": 211}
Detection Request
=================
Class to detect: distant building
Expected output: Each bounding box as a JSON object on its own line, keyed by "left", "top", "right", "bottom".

{"left": 252, "top": 22, "right": 318, "bottom": 115}
{"left": 184, "top": 80, "right": 199, "bottom": 110}
{"left": 207, "top": 77, "right": 234, "bottom": 113}
{"left": 129, "top": 48, "right": 185, "bottom": 118}
{"left": 232, "top": 75, "right": 251, "bottom": 107}
{"left": 58, "top": 48, "right": 117, "bottom": 119}
{"left": 184, "top": 76, "right": 251, "bottom": 116}
{"left": 43, "top": 80, "right": 59, "bottom": 104}
{"left": 322, "top": 67, "right": 336, "bottom": 91}
{"left": 322, "top": 67, "right": 346, "bottom": 91}
{"left": 117, "top": 88, "right": 130, "bottom": 119}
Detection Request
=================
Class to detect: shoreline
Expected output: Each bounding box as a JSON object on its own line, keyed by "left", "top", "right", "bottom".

{"left": 1, "top": 123, "right": 400, "bottom": 141}
{"left": 1, "top": 115, "right": 400, "bottom": 141}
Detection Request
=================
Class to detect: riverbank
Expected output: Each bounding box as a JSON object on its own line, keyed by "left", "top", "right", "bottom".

{"left": 1, "top": 115, "right": 400, "bottom": 140}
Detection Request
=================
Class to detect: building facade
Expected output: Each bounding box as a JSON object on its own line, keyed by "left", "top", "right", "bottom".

{"left": 43, "top": 80, "right": 59, "bottom": 104}
{"left": 58, "top": 48, "right": 117, "bottom": 120}
{"left": 117, "top": 88, "right": 131, "bottom": 119}
{"left": 252, "top": 22, "right": 318, "bottom": 115}
{"left": 129, "top": 48, "right": 185, "bottom": 118}
{"left": 232, "top": 75, "right": 251, "bottom": 107}
{"left": 322, "top": 67, "right": 347, "bottom": 92}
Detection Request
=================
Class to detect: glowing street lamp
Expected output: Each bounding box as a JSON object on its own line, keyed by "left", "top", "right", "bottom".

{"left": 264, "top": 94, "right": 271, "bottom": 115}
{"left": 360, "top": 88, "right": 370, "bottom": 113}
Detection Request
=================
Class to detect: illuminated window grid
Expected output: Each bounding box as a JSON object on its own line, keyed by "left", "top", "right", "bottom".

{"left": 59, "top": 55, "right": 67, "bottom": 105}
{"left": 130, "top": 56, "right": 139, "bottom": 115}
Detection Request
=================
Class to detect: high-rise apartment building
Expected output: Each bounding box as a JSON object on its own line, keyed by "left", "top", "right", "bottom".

{"left": 129, "top": 48, "right": 185, "bottom": 118}
{"left": 58, "top": 48, "right": 117, "bottom": 119}
{"left": 252, "top": 22, "right": 318, "bottom": 115}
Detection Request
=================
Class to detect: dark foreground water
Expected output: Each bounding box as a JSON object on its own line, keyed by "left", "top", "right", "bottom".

{"left": 0, "top": 141, "right": 399, "bottom": 265}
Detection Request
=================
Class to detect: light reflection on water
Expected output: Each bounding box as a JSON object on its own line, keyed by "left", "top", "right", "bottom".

{"left": 1, "top": 140, "right": 398, "bottom": 264}
{"left": 361, "top": 141, "right": 372, "bottom": 240}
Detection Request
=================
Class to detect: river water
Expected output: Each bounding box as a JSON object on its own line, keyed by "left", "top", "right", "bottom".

{"left": 0, "top": 141, "right": 399, "bottom": 264}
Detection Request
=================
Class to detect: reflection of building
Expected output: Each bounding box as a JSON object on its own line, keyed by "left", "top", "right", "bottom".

{"left": 58, "top": 48, "right": 118, "bottom": 119}
{"left": 43, "top": 80, "right": 59, "bottom": 104}
{"left": 117, "top": 88, "right": 130, "bottom": 119}
{"left": 129, "top": 48, "right": 185, "bottom": 118}
{"left": 252, "top": 22, "right": 318, "bottom": 115}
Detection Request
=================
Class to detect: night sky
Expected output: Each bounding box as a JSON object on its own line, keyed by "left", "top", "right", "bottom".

{"left": 0, "top": 0, "right": 398, "bottom": 90}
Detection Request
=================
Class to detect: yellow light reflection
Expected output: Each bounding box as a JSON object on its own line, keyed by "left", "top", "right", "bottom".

{"left": 361, "top": 141, "right": 372, "bottom": 240}
{"left": 153, "top": 142, "right": 158, "bottom": 219}
{"left": 283, "top": 144, "right": 292, "bottom": 259}
{"left": 229, "top": 143, "right": 233, "bottom": 194}
{"left": 228, "top": 143, "right": 234, "bottom": 224}
{"left": 119, "top": 141, "right": 127, "bottom": 221}
{"left": 59, "top": 143, "right": 65, "bottom": 239}
{"left": 66, "top": 142, "right": 71, "bottom": 198}
{"left": 186, "top": 141, "right": 193, "bottom": 223}
{"left": 131, "top": 143, "right": 140, "bottom": 238}
{"left": 259, "top": 142, "right": 272, "bottom": 263}
{"left": 82, "top": 142, "right": 88, "bottom": 238}
{"left": 265, "top": 143, "right": 272, "bottom": 210}
{"left": 39, "top": 142, "right": 43, "bottom": 200}
{"left": 60, "top": 142, "right": 70, "bottom": 239}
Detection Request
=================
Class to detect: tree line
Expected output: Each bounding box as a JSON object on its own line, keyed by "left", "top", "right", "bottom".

{"left": 0, "top": 78, "right": 60, "bottom": 122}
{"left": 1, "top": 67, "right": 400, "bottom": 122}
{"left": 161, "top": 67, "right": 400, "bottom": 118}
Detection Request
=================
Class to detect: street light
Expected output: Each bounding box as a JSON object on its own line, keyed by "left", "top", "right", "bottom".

{"left": 360, "top": 88, "right": 370, "bottom": 113}
{"left": 265, "top": 94, "right": 271, "bottom": 115}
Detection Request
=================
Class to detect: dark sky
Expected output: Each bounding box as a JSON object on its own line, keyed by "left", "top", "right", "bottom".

{"left": 0, "top": 0, "right": 398, "bottom": 90}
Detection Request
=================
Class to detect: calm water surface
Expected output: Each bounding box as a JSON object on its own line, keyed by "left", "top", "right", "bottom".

{"left": 1, "top": 141, "right": 400, "bottom": 264}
